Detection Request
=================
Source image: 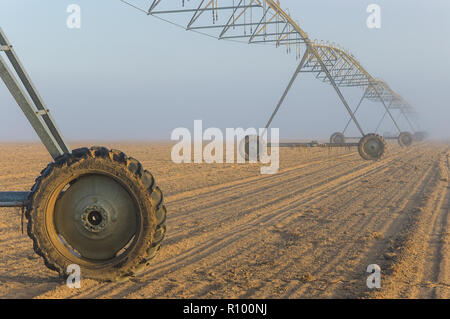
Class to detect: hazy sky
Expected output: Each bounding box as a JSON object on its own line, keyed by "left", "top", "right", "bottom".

{"left": 0, "top": 0, "right": 449, "bottom": 142}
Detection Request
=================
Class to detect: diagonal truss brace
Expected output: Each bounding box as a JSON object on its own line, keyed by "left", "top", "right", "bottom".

{"left": 343, "top": 83, "right": 403, "bottom": 135}
{"left": 342, "top": 87, "right": 369, "bottom": 134}
{"left": 0, "top": 27, "right": 71, "bottom": 159}
{"left": 263, "top": 44, "right": 366, "bottom": 137}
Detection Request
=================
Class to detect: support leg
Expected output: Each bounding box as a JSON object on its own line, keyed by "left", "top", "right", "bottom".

{"left": 401, "top": 110, "right": 416, "bottom": 133}
{"left": 371, "top": 85, "right": 401, "bottom": 134}
{"left": 342, "top": 88, "right": 368, "bottom": 134}
{"left": 375, "top": 111, "right": 387, "bottom": 133}
{"left": 262, "top": 48, "right": 310, "bottom": 135}
{"left": 311, "top": 47, "right": 365, "bottom": 137}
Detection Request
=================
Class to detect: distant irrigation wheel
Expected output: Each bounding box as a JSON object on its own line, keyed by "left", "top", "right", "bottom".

{"left": 358, "top": 134, "right": 386, "bottom": 161}
{"left": 26, "top": 146, "right": 166, "bottom": 282}
{"left": 398, "top": 132, "right": 414, "bottom": 147}
{"left": 239, "top": 135, "right": 264, "bottom": 161}
{"left": 413, "top": 131, "right": 426, "bottom": 142}
{"left": 330, "top": 132, "right": 346, "bottom": 144}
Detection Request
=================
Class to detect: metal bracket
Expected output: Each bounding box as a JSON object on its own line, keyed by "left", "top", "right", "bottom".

{"left": 35, "top": 109, "right": 50, "bottom": 116}
{"left": 0, "top": 192, "right": 30, "bottom": 207}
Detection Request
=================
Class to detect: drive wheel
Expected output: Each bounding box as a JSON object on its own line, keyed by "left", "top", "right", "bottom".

{"left": 239, "top": 135, "right": 264, "bottom": 161}
{"left": 358, "top": 134, "right": 386, "bottom": 161}
{"left": 330, "top": 132, "right": 346, "bottom": 144}
{"left": 26, "top": 146, "right": 166, "bottom": 282}
{"left": 398, "top": 132, "right": 414, "bottom": 147}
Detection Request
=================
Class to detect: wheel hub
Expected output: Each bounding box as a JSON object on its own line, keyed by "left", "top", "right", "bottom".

{"left": 401, "top": 135, "right": 412, "bottom": 145}
{"left": 81, "top": 205, "right": 108, "bottom": 233}
{"left": 364, "top": 138, "right": 382, "bottom": 157}
{"left": 334, "top": 136, "right": 344, "bottom": 143}
{"left": 331, "top": 133, "right": 345, "bottom": 144}
{"left": 54, "top": 175, "right": 138, "bottom": 260}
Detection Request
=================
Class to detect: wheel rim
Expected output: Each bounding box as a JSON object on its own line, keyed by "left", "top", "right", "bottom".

{"left": 364, "top": 137, "right": 383, "bottom": 158}
{"left": 53, "top": 174, "right": 138, "bottom": 260}
{"left": 334, "top": 136, "right": 345, "bottom": 144}
{"left": 331, "top": 133, "right": 345, "bottom": 144}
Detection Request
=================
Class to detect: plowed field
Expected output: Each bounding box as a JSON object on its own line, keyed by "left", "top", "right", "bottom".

{"left": 0, "top": 142, "right": 448, "bottom": 298}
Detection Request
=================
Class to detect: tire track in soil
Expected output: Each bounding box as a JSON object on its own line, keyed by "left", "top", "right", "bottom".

{"left": 417, "top": 185, "right": 449, "bottom": 298}
{"left": 370, "top": 148, "right": 450, "bottom": 299}
{"left": 230, "top": 147, "right": 438, "bottom": 298}
{"left": 165, "top": 158, "right": 374, "bottom": 242}
{"left": 399, "top": 150, "right": 450, "bottom": 298}
{"left": 164, "top": 147, "right": 413, "bottom": 234}
{"left": 323, "top": 149, "right": 443, "bottom": 298}
{"left": 142, "top": 146, "right": 436, "bottom": 298}
{"left": 129, "top": 146, "right": 446, "bottom": 298}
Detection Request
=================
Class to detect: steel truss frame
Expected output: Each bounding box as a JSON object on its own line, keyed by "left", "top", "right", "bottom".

{"left": 343, "top": 79, "right": 418, "bottom": 139}
{"left": 366, "top": 81, "right": 418, "bottom": 135}
{"left": 0, "top": 28, "right": 71, "bottom": 158}
{"left": 123, "top": 0, "right": 419, "bottom": 140}
{"left": 0, "top": 27, "right": 72, "bottom": 207}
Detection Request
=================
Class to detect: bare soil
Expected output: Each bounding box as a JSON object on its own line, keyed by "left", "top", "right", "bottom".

{"left": 0, "top": 142, "right": 448, "bottom": 298}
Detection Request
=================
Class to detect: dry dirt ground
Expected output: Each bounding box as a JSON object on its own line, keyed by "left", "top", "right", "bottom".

{"left": 0, "top": 142, "right": 449, "bottom": 299}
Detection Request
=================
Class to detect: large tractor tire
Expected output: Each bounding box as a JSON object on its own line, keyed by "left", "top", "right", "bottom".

{"left": 26, "top": 146, "right": 166, "bottom": 282}
{"left": 330, "top": 132, "right": 346, "bottom": 144}
{"left": 398, "top": 131, "right": 414, "bottom": 147}
{"left": 358, "top": 134, "right": 386, "bottom": 161}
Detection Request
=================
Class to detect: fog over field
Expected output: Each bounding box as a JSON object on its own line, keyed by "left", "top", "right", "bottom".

{"left": 0, "top": 0, "right": 449, "bottom": 142}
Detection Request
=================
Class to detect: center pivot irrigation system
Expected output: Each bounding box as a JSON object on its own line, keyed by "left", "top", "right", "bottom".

{"left": 0, "top": 1, "right": 424, "bottom": 281}
{"left": 123, "top": 0, "right": 425, "bottom": 160}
